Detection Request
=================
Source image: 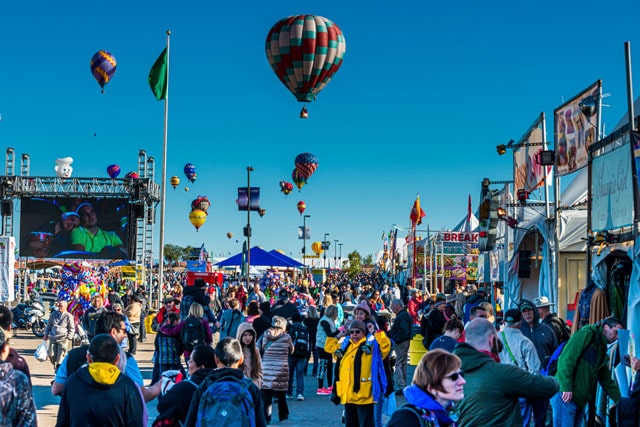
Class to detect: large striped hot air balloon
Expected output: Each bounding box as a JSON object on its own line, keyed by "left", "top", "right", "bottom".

{"left": 90, "top": 50, "right": 117, "bottom": 93}
{"left": 266, "top": 15, "right": 346, "bottom": 117}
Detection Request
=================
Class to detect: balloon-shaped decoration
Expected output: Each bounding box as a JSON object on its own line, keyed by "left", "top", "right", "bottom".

{"left": 295, "top": 152, "right": 319, "bottom": 179}
{"left": 311, "top": 241, "right": 324, "bottom": 256}
{"left": 297, "top": 201, "right": 306, "bottom": 215}
{"left": 125, "top": 171, "right": 139, "bottom": 179}
{"left": 266, "top": 15, "right": 346, "bottom": 115}
{"left": 107, "top": 164, "right": 121, "bottom": 178}
{"left": 279, "top": 180, "right": 294, "bottom": 196}
{"left": 258, "top": 208, "right": 266, "bottom": 217}
{"left": 226, "top": 232, "right": 233, "bottom": 239}
{"left": 292, "top": 169, "right": 306, "bottom": 191}
{"left": 54, "top": 157, "right": 74, "bottom": 178}
{"left": 90, "top": 50, "right": 117, "bottom": 93}
{"left": 170, "top": 176, "right": 180, "bottom": 190}
{"left": 184, "top": 163, "right": 197, "bottom": 183}
{"left": 189, "top": 209, "right": 207, "bottom": 231}
{"left": 191, "top": 196, "right": 211, "bottom": 213}
{"left": 185, "top": 187, "right": 189, "bottom": 192}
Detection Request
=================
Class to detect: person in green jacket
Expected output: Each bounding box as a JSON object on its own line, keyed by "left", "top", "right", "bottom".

{"left": 551, "top": 316, "right": 623, "bottom": 426}
{"left": 453, "top": 318, "right": 559, "bottom": 426}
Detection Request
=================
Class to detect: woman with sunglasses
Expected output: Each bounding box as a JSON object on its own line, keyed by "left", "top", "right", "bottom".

{"left": 387, "top": 349, "right": 465, "bottom": 427}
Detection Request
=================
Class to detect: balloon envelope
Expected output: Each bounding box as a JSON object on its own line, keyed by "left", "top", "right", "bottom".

{"left": 90, "top": 50, "right": 117, "bottom": 89}
{"left": 125, "top": 172, "right": 139, "bottom": 179}
{"left": 106, "top": 164, "right": 120, "bottom": 178}
{"left": 226, "top": 232, "right": 233, "bottom": 239}
{"left": 292, "top": 169, "right": 306, "bottom": 190}
{"left": 311, "top": 241, "right": 323, "bottom": 255}
{"left": 295, "top": 152, "right": 319, "bottom": 179}
{"left": 184, "top": 163, "right": 197, "bottom": 183}
{"left": 170, "top": 176, "right": 180, "bottom": 189}
{"left": 266, "top": 15, "right": 346, "bottom": 103}
{"left": 297, "top": 201, "right": 306, "bottom": 215}
{"left": 189, "top": 209, "right": 207, "bottom": 231}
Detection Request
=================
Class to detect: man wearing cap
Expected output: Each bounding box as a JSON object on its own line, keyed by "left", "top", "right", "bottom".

{"left": 153, "top": 297, "right": 180, "bottom": 331}
{"left": 387, "top": 299, "right": 412, "bottom": 393}
{"left": 272, "top": 289, "right": 299, "bottom": 321}
{"left": 519, "top": 299, "right": 558, "bottom": 427}
{"left": 499, "top": 308, "right": 541, "bottom": 426}
{"left": 70, "top": 202, "right": 126, "bottom": 257}
{"left": 420, "top": 293, "right": 448, "bottom": 349}
{"left": 534, "top": 296, "right": 570, "bottom": 345}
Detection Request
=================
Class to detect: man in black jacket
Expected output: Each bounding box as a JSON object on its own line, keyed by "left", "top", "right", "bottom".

{"left": 387, "top": 299, "right": 413, "bottom": 393}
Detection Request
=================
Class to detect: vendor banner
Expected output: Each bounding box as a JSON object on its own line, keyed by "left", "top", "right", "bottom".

{"left": 417, "top": 232, "right": 479, "bottom": 282}
{"left": 514, "top": 114, "right": 548, "bottom": 194}
{"left": 591, "top": 137, "right": 634, "bottom": 232}
{"left": 554, "top": 80, "right": 600, "bottom": 176}
{"left": 0, "top": 236, "right": 15, "bottom": 302}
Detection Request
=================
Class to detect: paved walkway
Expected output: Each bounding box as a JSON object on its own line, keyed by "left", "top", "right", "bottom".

{"left": 13, "top": 329, "right": 409, "bottom": 426}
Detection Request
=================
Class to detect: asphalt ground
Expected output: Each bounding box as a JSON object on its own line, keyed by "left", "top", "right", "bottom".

{"left": 13, "top": 330, "right": 412, "bottom": 426}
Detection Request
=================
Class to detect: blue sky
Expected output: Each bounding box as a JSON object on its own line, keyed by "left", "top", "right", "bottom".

{"left": 1, "top": 1, "right": 639, "bottom": 262}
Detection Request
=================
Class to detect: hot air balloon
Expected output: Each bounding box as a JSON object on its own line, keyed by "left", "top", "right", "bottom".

{"left": 191, "top": 196, "right": 211, "bottom": 213}
{"left": 295, "top": 152, "right": 319, "bottom": 179}
{"left": 258, "top": 208, "right": 266, "bottom": 217}
{"left": 90, "top": 50, "right": 117, "bottom": 93}
{"left": 106, "top": 164, "right": 121, "bottom": 178}
{"left": 170, "top": 176, "right": 180, "bottom": 190}
{"left": 226, "top": 232, "right": 233, "bottom": 239}
{"left": 292, "top": 169, "right": 306, "bottom": 191}
{"left": 297, "top": 201, "right": 306, "bottom": 215}
{"left": 125, "top": 171, "right": 139, "bottom": 179}
{"left": 311, "top": 241, "right": 324, "bottom": 256}
{"left": 184, "top": 163, "right": 197, "bottom": 183}
{"left": 279, "top": 180, "right": 294, "bottom": 196}
{"left": 266, "top": 15, "right": 346, "bottom": 117}
{"left": 189, "top": 209, "right": 207, "bottom": 231}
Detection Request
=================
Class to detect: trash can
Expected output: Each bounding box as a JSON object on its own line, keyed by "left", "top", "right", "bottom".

{"left": 409, "top": 333, "right": 427, "bottom": 365}
{"left": 145, "top": 312, "right": 157, "bottom": 334}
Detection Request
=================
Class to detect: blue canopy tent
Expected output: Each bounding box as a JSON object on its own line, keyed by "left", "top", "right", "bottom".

{"left": 268, "top": 250, "right": 305, "bottom": 268}
{"left": 214, "top": 246, "right": 302, "bottom": 268}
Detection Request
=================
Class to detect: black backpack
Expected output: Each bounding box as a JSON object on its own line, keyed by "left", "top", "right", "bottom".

{"left": 181, "top": 316, "right": 205, "bottom": 352}
{"left": 289, "top": 324, "right": 310, "bottom": 358}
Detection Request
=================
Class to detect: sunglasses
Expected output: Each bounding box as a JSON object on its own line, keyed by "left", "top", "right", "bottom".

{"left": 444, "top": 370, "right": 464, "bottom": 381}
{"left": 349, "top": 329, "right": 364, "bottom": 335}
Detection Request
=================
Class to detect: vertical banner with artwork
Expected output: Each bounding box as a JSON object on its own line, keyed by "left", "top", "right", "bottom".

{"left": 0, "top": 236, "right": 15, "bottom": 302}
{"left": 554, "top": 80, "right": 601, "bottom": 176}
{"left": 514, "top": 114, "right": 549, "bottom": 196}
{"left": 237, "top": 188, "right": 260, "bottom": 211}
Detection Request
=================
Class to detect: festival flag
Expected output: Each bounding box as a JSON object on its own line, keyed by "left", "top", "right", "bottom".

{"left": 241, "top": 241, "right": 248, "bottom": 277}
{"left": 514, "top": 113, "right": 547, "bottom": 193}
{"left": 409, "top": 195, "right": 426, "bottom": 226}
{"left": 198, "top": 243, "right": 206, "bottom": 264}
{"left": 148, "top": 48, "right": 168, "bottom": 100}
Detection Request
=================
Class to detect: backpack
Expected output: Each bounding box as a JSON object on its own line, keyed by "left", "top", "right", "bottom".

{"left": 181, "top": 316, "right": 205, "bottom": 352}
{"left": 181, "top": 295, "right": 195, "bottom": 319}
{"left": 82, "top": 308, "right": 105, "bottom": 338}
{"left": 194, "top": 375, "right": 255, "bottom": 427}
{"left": 289, "top": 324, "right": 310, "bottom": 358}
{"left": 550, "top": 316, "right": 571, "bottom": 344}
{"left": 542, "top": 329, "right": 595, "bottom": 376}
{"left": 392, "top": 403, "right": 430, "bottom": 427}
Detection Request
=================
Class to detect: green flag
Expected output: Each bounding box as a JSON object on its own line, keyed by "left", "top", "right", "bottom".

{"left": 148, "top": 48, "right": 168, "bottom": 100}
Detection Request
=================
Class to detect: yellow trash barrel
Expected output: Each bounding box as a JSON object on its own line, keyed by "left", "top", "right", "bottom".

{"left": 145, "top": 313, "right": 157, "bottom": 334}
{"left": 409, "top": 334, "right": 427, "bottom": 365}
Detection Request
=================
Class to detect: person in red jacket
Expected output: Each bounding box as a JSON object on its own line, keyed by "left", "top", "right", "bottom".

{"left": 407, "top": 289, "right": 424, "bottom": 325}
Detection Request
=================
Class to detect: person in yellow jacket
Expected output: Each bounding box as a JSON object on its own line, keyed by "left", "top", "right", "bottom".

{"left": 325, "top": 319, "right": 391, "bottom": 427}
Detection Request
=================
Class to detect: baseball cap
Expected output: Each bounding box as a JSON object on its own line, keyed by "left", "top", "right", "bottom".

{"left": 520, "top": 301, "right": 535, "bottom": 312}
{"left": 533, "top": 296, "right": 555, "bottom": 308}
{"left": 278, "top": 289, "right": 289, "bottom": 298}
{"left": 504, "top": 309, "right": 522, "bottom": 325}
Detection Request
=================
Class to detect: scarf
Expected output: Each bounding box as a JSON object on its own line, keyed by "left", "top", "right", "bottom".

{"left": 88, "top": 362, "right": 120, "bottom": 385}
{"left": 404, "top": 385, "right": 457, "bottom": 427}
{"left": 478, "top": 349, "right": 500, "bottom": 363}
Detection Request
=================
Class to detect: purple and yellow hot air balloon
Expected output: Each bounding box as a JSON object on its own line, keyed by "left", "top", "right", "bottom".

{"left": 292, "top": 169, "right": 306, "bottom": 191}
{"left": 90, "top": 50, "right": 117, "bottom": 93}
{"left": 266, "top": 15, "right": 346, "bottom": 117}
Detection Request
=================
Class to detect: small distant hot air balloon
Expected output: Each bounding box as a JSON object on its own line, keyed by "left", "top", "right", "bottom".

{"left": 170, "top": 176, "right": 180, "bottom": 190}
{"left": 184, "top": 163, "right": 197, "bottom": 183}
{"left": 90, "top": 50, "right": 117, "bottom": 93}
{"left": 292, "top": 169, "right": 306, "bottom": 191}
{"left": 106, "top": 164, "right": 121, "bottom": 178}
{"left": 297, "top": 201, "right": 306, "bottom": 215}
{"left": 226, "top": 232, "right": 233, "bottom": 239}
{"left": 125, "top": 172, "right": 139, "bottom": 179}
{"left": 185, "top": 187, "right": 189, "bottom": 192}
{"left": 258, "top": 208, "right": 266, "bottom": 217}
{"left": 189, "top": 209, "right": 207, "bottom": 231}
{"left": 311, "top": 241, "right": 324, "bottom": 256}
{"left": 279, "top": 180, "right": 294, "bottom": 196}
{"left": 295, "top": 152, "right": 319, "bottom": 180}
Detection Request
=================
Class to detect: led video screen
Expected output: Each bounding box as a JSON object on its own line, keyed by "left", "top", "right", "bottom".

{"left": 19, "top": 197, "right": 131, "bottom": 259}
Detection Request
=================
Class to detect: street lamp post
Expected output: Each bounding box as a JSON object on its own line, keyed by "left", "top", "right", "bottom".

{"left": 333, "top": 239, "right": 338, "bottom": 269}
{"left": 338, "top": 243, "right": 343, "bottom": 268}
{"left": 303, "top": 214, "right": 311, "bottom": 270}
{"left": 246, "top": 166, "right": 254, "bottom": 284}
{"left": 323, "top": 233, "right": 330, "bottom": 269}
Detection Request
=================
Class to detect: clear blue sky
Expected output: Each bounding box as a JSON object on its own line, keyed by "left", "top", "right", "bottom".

{"left": 1, "top": 1, "right": 639, "bottom": 261}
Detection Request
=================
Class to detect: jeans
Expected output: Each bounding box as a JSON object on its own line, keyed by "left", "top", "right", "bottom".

{"left": 551, "top": 392, "right": 585, "bottom": 427}
{"left": 374, "top": 399, "right": 383, "bottom": 427}
{"left": 261, "top": 389, "right": 289, "bottom": 422}
{"left": 393, "top": 340, "right": 410, "bottom": 390}
{"left": 344, "top": 403, "right": 375, "bottom": 427}
{"left": 288, "top": 356, "right": 306, "bottom": 396}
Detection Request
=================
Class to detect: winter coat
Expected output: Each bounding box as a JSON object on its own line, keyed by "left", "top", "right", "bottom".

{"left": 453, "top": 342, "right": 559, "bottom": 426}
{"left": 519, "top": 299, "right": 558, "bottom": 367}
{"left": 555, "top": 323, "right": 621, "bottom": 408}
{"left": 388, "top": 308, "right": 413, "bottom": 345}
{"left": 387, "top": 384, "right": 457, "bottom": 427}
{"left": 257, "top": 327, "right": 293, "bottom": 391}
{"left": 324, "top": 331, "right": 391, "bottom": 405}
{"left": 219, "top": 308, "right": 244, "bottom": 339}
{"left": 315, "top": 316, "right": 337, "bottom": 350}
{"left": 236, "top": 321, "right": 263, "bottom": 389}
{"left": 0, "top": 362, "right": 36, "bottom": 426}
{"left": 45, "top": 310, "right": 75, "bottom": 341}
{"left": 498, "top": 326, "right": 541, "bottom": 373}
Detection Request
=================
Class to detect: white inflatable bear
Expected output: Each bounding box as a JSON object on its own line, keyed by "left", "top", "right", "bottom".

{"left": 54, "top": 157, "right": 73, "bottom": 178}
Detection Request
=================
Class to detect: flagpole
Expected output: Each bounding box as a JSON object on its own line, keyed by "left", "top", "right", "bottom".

{"left": 157, "top": 30, "right": 170, "bottom": 309}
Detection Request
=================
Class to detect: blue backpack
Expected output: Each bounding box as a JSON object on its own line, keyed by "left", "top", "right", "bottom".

{"left": 195, "top": 375, "right": 255, "bottom": 427}
{"left": 181, "top": 294, "right": 194, "bottom": 319}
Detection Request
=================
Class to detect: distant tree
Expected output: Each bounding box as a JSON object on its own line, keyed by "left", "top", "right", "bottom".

{"left": 346, "top": 251, "right": 362, "bottom": 279}
{"left": 363, "top": 254, "right": 374, "bottom": 266}
{"left": 182, "top": 245, "right": 194, "bottom": 261}
{"left": 164, "top": 244, "right": 183, "bottom": 266}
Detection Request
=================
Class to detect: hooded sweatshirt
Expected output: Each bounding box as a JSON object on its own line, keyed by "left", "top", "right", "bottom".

{"left": 236, "top": 321, "right": 263, "bottom": 388}
{"left": 56, "top": 363, "right": 144, "bottom": 427}
{"left": 518, "top": 299, "right": 558, "bottom": 367}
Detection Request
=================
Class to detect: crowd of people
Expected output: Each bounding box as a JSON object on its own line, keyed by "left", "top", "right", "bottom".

{"left": 0, "top": 270, "right": 638, "bottom": 427}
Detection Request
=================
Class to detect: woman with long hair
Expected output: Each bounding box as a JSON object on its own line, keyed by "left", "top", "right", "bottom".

{"left": 386, "top": 349, "right": 465, "bottom": 427}
{"left": 236, "top": 321, "right": 263, "bottom": 388}
{"left": 315, "top": 304, "right": 339, "bottom": 395}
